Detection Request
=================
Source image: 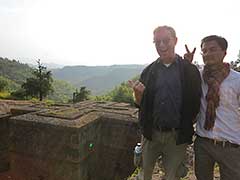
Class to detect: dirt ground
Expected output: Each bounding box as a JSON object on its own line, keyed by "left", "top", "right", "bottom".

{"left": 128, "top": 146, "right": 220, "bottom": 180}
{"left": 0, "top": 171, "right": 24, "bottom": 180}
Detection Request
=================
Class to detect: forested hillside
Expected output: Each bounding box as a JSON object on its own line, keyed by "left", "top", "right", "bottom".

{"left": 52, "top": 64, "right": 145, "bottom": 95}
{"left": 0, "top": 57, "right": 144, "bottom": 102}
{"left": 0, "top": 57, "right": 75, "bottom": 102}
{"left": 0, "top": 57, "right": 33, "bottom": 84}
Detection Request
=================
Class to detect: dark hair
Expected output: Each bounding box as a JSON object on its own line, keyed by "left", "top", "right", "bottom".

{"left": 201, "top": 35, "right": 228, "bottom": 50}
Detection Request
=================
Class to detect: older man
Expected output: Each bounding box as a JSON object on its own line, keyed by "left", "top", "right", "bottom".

{"left": 129, "top": 25, "right": 201, "bottom": 180}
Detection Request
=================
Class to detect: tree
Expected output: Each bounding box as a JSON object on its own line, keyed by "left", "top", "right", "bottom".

{"left": 22, "top": 59, "right": 53, "bottom": 101}
{"left": 236, "top": 50, "right": 240, "bottom": 72}
{"left": 230, "top": 50, "right": 240, "bottom": 72}
{"left": 94, "top": 76, "right": 139, "bottom": 106}
{"left": 111, "top": 82, "right": 134, "bottom": 105}
{"left": 10, "top": 88, "right": 27, "bottom": 100}
{"left": 0, "top": 77, "right": 8, "bottom": 92}
{"left": 73, "top": 86, "right": 91, "bottom": 103}
{"left": 95, "top": 82, "right": 134, "bottom": 105}
{"left": 47, "top": 79, "right": 75, "bottom": 103}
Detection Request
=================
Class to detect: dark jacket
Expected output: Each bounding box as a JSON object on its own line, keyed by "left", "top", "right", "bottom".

{"left": 139, "top": 55, "right": 201, "bottom": 145}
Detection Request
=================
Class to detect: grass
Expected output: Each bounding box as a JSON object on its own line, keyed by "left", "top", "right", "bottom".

{"left": 127, "top": 167, "right": 140, "bottom": 179}
{"left": 0, "top": 91, "right": 11, "bottom": 99}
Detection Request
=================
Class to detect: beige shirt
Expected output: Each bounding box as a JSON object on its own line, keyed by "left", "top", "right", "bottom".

{"left": 196, "top": 69, "right": 240, "bottom": 145}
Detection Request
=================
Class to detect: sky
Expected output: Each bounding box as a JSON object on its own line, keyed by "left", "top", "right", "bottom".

{"left": 0, "top": 0, "right": 239, "bottom": 66}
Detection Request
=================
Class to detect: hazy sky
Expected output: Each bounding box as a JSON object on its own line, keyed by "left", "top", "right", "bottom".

{"left": 0, "top": 0, "right": 239, "bottom": 66}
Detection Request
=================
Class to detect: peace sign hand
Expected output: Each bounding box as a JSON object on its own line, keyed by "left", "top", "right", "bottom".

{"left": 184, "top": 44, "right": 196, "bottom": 63}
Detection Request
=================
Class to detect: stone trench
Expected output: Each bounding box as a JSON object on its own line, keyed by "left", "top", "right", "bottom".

{"left": 0, "top": 100, "right": 141, "bottom": 180}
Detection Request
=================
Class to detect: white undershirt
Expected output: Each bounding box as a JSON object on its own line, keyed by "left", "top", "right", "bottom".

{"left": 163, "top": 63, "right": 172, "bottom": 67}
{"left": 196, "top": 69, "right": 240, "bottom": 144}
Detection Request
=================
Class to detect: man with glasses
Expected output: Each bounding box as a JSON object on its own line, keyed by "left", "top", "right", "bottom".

{"left": 187, "top": 35, "right": 240, "bottom": 180}
{"left": 129, "top": 25, "right": 201, "bottom": 180}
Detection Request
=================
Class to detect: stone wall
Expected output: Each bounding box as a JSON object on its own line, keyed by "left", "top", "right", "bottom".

{"left": 95, "top": 116, "right": 140, "bottom": 180}
{"left": 9, "top": 116, "right": 100, "bottom": 180}
{"left": 0, "top": 100, "right": 33, "bottom": 114}
{"left": 0, "top": 114, "right": 10, "bottom": 173}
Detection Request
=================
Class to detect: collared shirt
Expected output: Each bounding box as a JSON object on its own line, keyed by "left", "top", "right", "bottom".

{"left": 196, "top": 69, "right": 240, "bottom": 145}
{"left": 152, "top": 58, "right": 182, "bottom": 129}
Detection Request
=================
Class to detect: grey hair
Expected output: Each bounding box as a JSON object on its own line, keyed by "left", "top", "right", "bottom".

{"left": 153, "top": 26, "right": 176, "bottom": 38}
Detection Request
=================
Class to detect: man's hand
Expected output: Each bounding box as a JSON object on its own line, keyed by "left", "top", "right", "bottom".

{"left": 184, "top": 44, "right": 196, "bottom": 63}
{"left": 128, "top": 80, "right": 145, "bottom": 106}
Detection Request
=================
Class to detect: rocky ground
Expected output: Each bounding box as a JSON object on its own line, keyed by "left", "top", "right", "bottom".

{"left": 0, "top": 100, "right": 33, "bottom": 114}
{"left": 128, "top": 146, "right": 220, "bottom": 180}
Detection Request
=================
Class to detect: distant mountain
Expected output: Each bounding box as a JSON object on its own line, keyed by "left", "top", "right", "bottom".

{"left": 28, "top": 62, "right": 64, "bottom": 69}
{"left": 52, "top": 64, "right": 146, "bottom": 95}
{"left": 0, "top": 57, "right": 146, "bottom": 99}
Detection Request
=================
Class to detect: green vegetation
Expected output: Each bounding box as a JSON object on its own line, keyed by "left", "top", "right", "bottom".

{"left": 127, "top": 167, "right": 141, "bottom": 179}
{"left": 0, "top": 56, "right": 141, "bottom": 104}
{"left": 0, "top": 57, "right": 75, "bottom": 102}
{"left": 0, "top": 91, "right": 10, "bottom": 99}
{"left": 52, "top": 64, "right": 144, "bottom": 95}
{"left": 22, "top": 59, "right": 53, "bottom": 101}
{"left": 231, "top": 50, "right": 240, "bottom": 72}
{"left": 0, "top": 76, "right": 7, "bottom": 92}
{"left": 0, "top": 57, "right": 33, "bottom": 84}
{"left": 95, "top": 75, "right": 139, "bottom": 106}
{"left": 47, "top": 79, "right": 75, "bottom": 103}
{"left": 110, "top": 82, "right": 134, "bottom": 105}
{"left": 73, "top": 86, "right": 91, "bottom": 103}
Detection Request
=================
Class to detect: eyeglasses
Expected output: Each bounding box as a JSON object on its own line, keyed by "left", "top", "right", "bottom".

{"left": 200, "top": 47, "right": 223, "bottom": 56}
{"left": 153, "top": 38, "right": 172, "bottom": 46}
